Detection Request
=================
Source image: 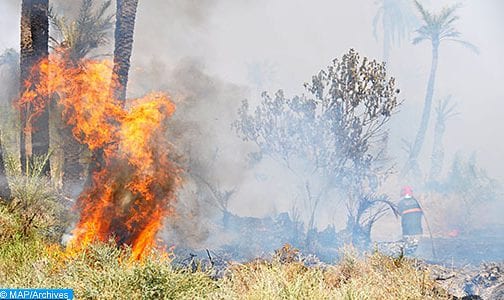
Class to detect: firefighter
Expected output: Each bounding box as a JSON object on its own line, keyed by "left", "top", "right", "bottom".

{"left": 397, "top": 186, "right": 423, "bottom": 254}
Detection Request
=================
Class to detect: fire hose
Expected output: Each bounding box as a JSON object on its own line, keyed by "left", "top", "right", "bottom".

{"left": 416, "top": 196, "right": 437, "bottom": 260}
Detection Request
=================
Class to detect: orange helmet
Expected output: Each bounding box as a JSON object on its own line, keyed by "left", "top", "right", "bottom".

{"left": 400, "top": 186, "right": 413, "bottom": 197}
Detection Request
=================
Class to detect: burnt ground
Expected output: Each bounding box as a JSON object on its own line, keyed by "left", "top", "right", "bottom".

{"left": 421, "top": 261, "right": 504, "bottom": 299}
{"left": 427, "top": 229, "right": 504, "bottom": 299}
{"left": 170, "top": 213, "right": 504, "bottom": 299}
{"left": 382, "top": 226, "right": 504, "bottom": 299}
{"left": 416, "top": 226, "right": 504, "bottom": 266}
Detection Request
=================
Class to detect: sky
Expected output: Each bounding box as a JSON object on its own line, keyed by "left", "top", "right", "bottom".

{"left": 0, "top": 0, "right": 503, "bottom": 236}
{"left": 127, "top": 0, "right": 504, "bottom": 182}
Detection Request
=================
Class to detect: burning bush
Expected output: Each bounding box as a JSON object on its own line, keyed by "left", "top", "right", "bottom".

{"left": 19, "top": 53, "right": 182, "bottom": 259}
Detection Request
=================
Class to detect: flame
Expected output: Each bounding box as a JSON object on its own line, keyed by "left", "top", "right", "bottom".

{"left": 20, "top": 53, "right": 181, "bottom": 260}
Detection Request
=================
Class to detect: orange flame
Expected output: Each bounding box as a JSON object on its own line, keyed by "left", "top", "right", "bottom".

{"left": 20, "top": 53, "right": 181, "bottom": 260}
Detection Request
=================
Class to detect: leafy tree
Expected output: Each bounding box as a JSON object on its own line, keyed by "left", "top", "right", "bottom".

{"left": 234, "top": 49, "right": 400, "bottom": 244}
{"left": 373, "top": 0, "right": 418, "bottom": 64}
{"left": 403, "top": 1, "right": 477, "bottom": 178}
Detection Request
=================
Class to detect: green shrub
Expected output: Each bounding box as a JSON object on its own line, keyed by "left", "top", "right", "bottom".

{"left": 4, "top": 153, "right": 70, "bottom": 242}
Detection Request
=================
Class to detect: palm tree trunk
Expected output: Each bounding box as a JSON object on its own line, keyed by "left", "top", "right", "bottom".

{"left": 87, "top": 0, "right": 138, "bottom": 185}
{"left": 0, "top": 131, "right": 11, "bottom": 201}
{"left": 403, "top": 42, "right": 439, "bottom": 177}
{"left": 60, "top": 60, "right": 84, "bottom": 197}
{"left": 20, "top": 0, "right": 50, "bottom": 176}
{"left": 61, "top": 123, "right": 84, "bottom": 198}
{"left": 382, "top": 19, "right": 390, "bottom": 65}
{"left": 20, "top": 0, "right": 31, "bottom": 175}
{"left": 429, "top": 114, "right": 445, "bottom": 181}
{"left": 112, "top": 0, "right": 139, "bottom": 102}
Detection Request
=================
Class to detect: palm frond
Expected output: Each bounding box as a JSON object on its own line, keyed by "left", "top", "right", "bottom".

{"left": 49, "top": 0, "right": 113, "bottom": 61}
{"left": 435, "top": 95, "right": 459, "bottom": 122}
{"left": 446, "top": 38, "right": 480, "bottom": 54}
{"left": 372, "top": 7, "right": 384, "bottom": 41}
{"left": 440, "top": 28, "right": 461, "bottom": 40}
{"left": 412, "top": 35, "right": 427, "bottom": 45}
{"left": 443, "top": 15, "right": 460, "bottom": 27}
{"left": 413, "top": 0, "right": 476, "bottom": 54}
{"left": 374, "top": 0, "right": 418, "bottom": 46}
{"left": 438, "top": 3, "right": 462, "bottom": 24}
{"left": 414, "top": 0, "right": 433, "bottom": 26}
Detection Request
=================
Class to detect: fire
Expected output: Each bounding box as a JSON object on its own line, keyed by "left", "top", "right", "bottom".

{"left": 20, "top": 53, "right": 181, "bottom": 260}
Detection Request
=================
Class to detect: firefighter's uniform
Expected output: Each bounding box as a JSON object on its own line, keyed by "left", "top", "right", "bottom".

{"left": 397, "top": 194, "right": 423, "bottom": 254}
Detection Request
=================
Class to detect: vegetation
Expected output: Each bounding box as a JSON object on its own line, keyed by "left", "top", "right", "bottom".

{"left": 48, "top": 0, "right": 114, "bottom": 196}
{"left": 0, "top": 219, "right": 451, "bottom": 299}
{"left": 49, "top": 0, "right": 113, "bottom": 61}
{"left": 20, "top": 0, "right": 50, "bottom": 176}
{"left": 427, "top": 153, "right": 500, "bottom": 231}
{"left": 0, "top": 1, "right": 498, "bottom": 299}
{"left": 429, "top": 95, "right": 458, "bottom": 182}
{"left": 234, "top": 49, "right": 400, "bottom": 245}
{"left": 373, "top": 0, "right": 418, "bottom": 63}
{"left": 0, "top": 153, "right": 68, "bottom": 241}
{"left": 403, "top": 1, "right": 478, "bottom": 178}
{"left": 0, "top": 131, "right": 11, "bottom": 200}
{"left": 113, "top": 0, "right": 139, "bottom": 101}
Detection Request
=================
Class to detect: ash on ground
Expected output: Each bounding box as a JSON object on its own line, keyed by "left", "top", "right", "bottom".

{"left": 167, "top": 212, "right": 503, "bottom": 299}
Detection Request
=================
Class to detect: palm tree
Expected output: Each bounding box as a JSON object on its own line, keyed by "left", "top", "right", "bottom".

{"left": 50, "top": 0, "right": 113, "bottom": 62}
{"left": 112, "top": 0, "right": 139, "bottom": 101}
{"left": 85, "top": 0, "right": 138, "bottom": 185}
{"left": 373, "top": 0, "right": 418, "bottom": 64}
{"left": 20, "top": 0, "right": 50, "bottom": 176}
{"left": 49, "top": 0, "right": 113, "bottom": 197}
{"left": 429, "top": 95, "right": 458, "bottom": 181}
{"left": 402, "top": 1, "right": 478, "bottom": 177}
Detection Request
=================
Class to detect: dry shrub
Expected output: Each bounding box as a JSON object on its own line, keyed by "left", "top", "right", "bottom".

{"left": 210, "top": 247, "right": 451, "bottom": 300}
{"left": 0, "top": 224, "right": 451, "bottom": 299}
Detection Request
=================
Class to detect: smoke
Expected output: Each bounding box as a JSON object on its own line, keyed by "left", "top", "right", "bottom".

{"left": 0, "top": 0, "right": 502, "bottom": 260}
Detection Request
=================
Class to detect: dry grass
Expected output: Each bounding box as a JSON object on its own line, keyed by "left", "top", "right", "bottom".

{"left": 0, "top": 235, "right": 451, "bottom": 299}
{"left": 0, "top": 202, "right": 451, "bottom": 299}
{"left": 209, "top": 247, "right": 450, "bottom": 300}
